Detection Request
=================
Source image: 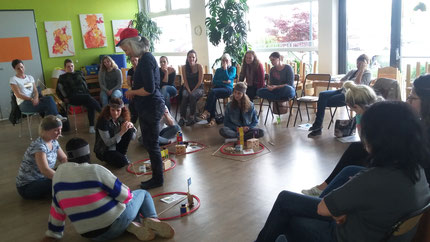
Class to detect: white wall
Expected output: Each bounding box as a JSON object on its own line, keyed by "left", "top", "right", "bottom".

{"left": 189, "top": 0, "right": 210, "bottom": 71}
{"left": 318, "top": 0, "right": 339, "bottom": 75}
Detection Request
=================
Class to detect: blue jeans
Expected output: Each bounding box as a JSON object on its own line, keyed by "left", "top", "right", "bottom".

{"left": 159, "top": 124, "right": 180, "bottom": 145}
{"left": 19, "top": 96, "right": 59, "bottom": 116}
{"left": 100, "top": 89, "right": 123, "bottom": 107}
{"left": 16, "top": 178, "right": 52, "bottom": 200}
{"left": 205, "top": 87, "right": 232, "bottom": 119}
{"left": 313, "top": 89, "right": 345, "bottom": 128}
{"left": 256, "top": 191, "right": 337, "bottom": 242}
{"left": 161, "top": 85, "right": 177, "bottom": 110}
{"left": 320, "top": 165, "right": 366, "bottom": 198}
{"left": 256, "top": 85, "right": 295, "bottom": 101}
{"left": 92, "top": 190, "right": 157, "bottom": 241}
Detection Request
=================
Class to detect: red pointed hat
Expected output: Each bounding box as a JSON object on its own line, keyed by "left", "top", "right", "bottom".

{"left": 116, "top": 28, "right": 139, "bottom": 47}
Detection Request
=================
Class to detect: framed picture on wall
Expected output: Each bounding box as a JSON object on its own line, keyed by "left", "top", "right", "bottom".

{"left": 44, "top": 21, "right": 75, "bottom": 57}
{"left": 112, "top": 19, "right": 132, "bottom": 53}
{"left": 79, "top": 13, "right": 107, "bottom": 49}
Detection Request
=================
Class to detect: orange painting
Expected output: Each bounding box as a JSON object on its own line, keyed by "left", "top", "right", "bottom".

{"left": 0, "top": 37, "right": 32, "bottom": 62}
{"left": 112, "top": 20, "right": 132, "bottom": 52}
{"left": 45, "top": 21, "right": 75, "bottom": 57}
{"left": 79, "top": 14, "right": 107, "bottom": 49}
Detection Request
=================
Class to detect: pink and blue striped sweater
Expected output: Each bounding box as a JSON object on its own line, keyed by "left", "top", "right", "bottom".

{"left": 46, "top": 162, "right": 132, "bottom": 239}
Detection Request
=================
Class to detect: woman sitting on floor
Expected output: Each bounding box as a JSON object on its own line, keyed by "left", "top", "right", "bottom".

{"left": 256, "top": 52, "right": 295, "bottom": 102}
{"left": 256, "top": 101, "right": 430, "bottom": 242}
{"left": 200, "top": 53, "right": 236, "bottom": 127}
{"left": 94, "top": 98, "right": 136, "bottom": 168}
{"left": 219, "top": 82, "right": 264, "bottom": 141}
{"left": 302, "top": 81, "right": 381, "bottom": 196}
{"left": 238, "top": 50, "right": 265, "bottom": 101}
{"left": 16, "top": 115, "right": 67, "bottom": 200}
{"left": 43, "top": 137, "right": 175, "bottom": 241}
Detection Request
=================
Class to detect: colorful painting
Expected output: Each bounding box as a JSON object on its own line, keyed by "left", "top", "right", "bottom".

{"left": 44, "top": 21, "right": 75, "bottom": 57}
{"left": 112, "top": 19, "right": 132, "bottom": 52}
{"left": 79, "top": 14, "right": 107, "bottom": 49}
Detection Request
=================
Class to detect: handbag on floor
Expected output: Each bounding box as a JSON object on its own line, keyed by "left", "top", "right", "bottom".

{"left": 334, "top": 118, "right": 356, "bottom": 138}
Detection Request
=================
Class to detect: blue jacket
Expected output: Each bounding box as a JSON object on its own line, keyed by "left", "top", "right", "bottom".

{"left": 213, "top": 66, "right": 236, "bottom": 89}
{"left": 224, "top": 102, "right": 258, "bottom": 130}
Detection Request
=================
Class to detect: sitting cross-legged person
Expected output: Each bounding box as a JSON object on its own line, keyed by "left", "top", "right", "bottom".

{"left": 256, "top": 101, "right": 430, "bottom": 242}
{"left": 219, "top": 82, "right": 264, "bottom": 141}
{"left": 42, "top": 137, "right": 175, "bottom": 241}
{"left": 94, "top": 98, "right": 136, "bottom": 168}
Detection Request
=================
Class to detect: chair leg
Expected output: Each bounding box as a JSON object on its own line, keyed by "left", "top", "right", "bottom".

{"left": 264, "top": 101, "right": 272, "bottom": 125}
{"left": 258, "top": 98, "right": 264, "bottom": 119}
{"left": 328, "top": 107, "right": 337, "bottom": 129}
{"left": 19, "top": 117, "right": 23, "bottom": 138}
{"left": 346, "top": 106, "right": 351, "bottom": 119}
{"left": 294, "top": 102, "right": 301, "bottom": 126}
{"left": 27, "top": 115, "right": 33, "bottom": 141}
{"left": 287, "top": 99, "right": 295, "bottom": 127}
{"left": 275, "top": 101, "right": 281, "bottom": 123}
{"left": 175, "top": 101, "right": 179, "bottom": 121}
{"left": 305, "top": 103, "right": 310, "bottom": 121}
{"left": 72, "top": 108, "right": 77, "bottom": 132}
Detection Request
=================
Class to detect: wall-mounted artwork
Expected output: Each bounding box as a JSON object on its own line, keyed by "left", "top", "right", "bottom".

{"left": 44, "top": 21, "right": 75, "bottom": 57}
{"left": 79, "top": 14, "right": 107, "bottom": 49}
{"left": 112, "top": 19, "right": 132, "bottom": 52}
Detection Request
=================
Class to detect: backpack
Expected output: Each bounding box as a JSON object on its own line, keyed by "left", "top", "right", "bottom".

{"left": 9, "top": 92, "right": 21, "bottom": 125}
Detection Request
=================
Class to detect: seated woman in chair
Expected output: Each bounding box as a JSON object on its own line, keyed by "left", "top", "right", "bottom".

{"left": 9, "top": 59, "right": 65, "bottom": 120}
{"left": 57, "top": 59, "right": 101, "bottom": 133}
{"left": 219, "top": 82, "right": 264, "bottom": 141}
{"left": 200, "top": 53, "right": 236, "bottom": 127}
{"left": 16, "top": 115, "right": 67, "bottom": 199}
{"left": 179, "top": 50, "right": 204, "bottom": 126}
{"left": 256, "top": 101, "right": 430, "bottom": 242}
{"left": 238, "top": 50, "right": 265, "bottom": 101}
{"left": 99, "top": 55, "right": 123, "bottom": 107}
{"left": 308, "top": 54, "right": 372, "bottom": 137}
{"left": 159, "top": 56, "right": 177, "bottom": 111}
{"left": 256, "top": 52, "right": 295, "bottom": 102}
{"left": 94, "top": 98, "right": 136, "bottom": 168}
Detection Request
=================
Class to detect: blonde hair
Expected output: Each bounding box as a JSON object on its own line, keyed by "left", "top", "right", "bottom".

{"left": 221, "top": 53, "right": 232, "bottom": 67}
{"left": 39, "top": 115, "right": 62, "bottom": 136}
{"left": 120, "top": 36, "right": 150, "bottom": 57}
{"left": 99, "top": 56, "right": 118, "bottom": 72}
{"left": 344, "top": 81, "right": 379, "bottom": 107}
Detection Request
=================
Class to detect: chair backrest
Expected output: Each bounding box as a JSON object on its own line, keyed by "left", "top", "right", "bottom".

{"left": 203, "top": 73, "right": 213, "bottom": 95}
{"left": 381, "top": 200, "right": 430, "bottom": 242}
{"left": 301, "top": 73, "right": 331, "bottom": 97}
{"left": 174, "top": 75, "right": 182, "bottom": 89}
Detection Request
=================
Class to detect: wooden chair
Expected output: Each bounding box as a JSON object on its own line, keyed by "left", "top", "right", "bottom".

{"left": 381, "top": 200, "right": 430, "bottom": 242}
{"left": 377, "top": 66, "right": 403, "bottom": 100}
{"left": 293, "top": 74, "right": 331, "bottom": 127}
{"left": 173, "top": 75, "right": 182, "bottom": 121}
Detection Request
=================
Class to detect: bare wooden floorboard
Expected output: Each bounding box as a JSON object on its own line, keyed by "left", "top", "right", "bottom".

{"left": 0, "top": 106, "right": 350, "bottom": 242}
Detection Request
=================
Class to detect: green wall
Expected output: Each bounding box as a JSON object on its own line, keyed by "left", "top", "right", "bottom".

{"left": 1, "top": 0, "right": 138, "bottom": 87}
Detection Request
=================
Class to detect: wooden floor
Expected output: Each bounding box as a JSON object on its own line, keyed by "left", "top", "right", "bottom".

{"left": 0, "top": 105, "right": 350, "bottom": 242}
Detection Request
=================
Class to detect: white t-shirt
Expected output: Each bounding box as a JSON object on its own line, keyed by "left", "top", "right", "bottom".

{"left": 10, "top": 75, "right": 35, "bottom": 105}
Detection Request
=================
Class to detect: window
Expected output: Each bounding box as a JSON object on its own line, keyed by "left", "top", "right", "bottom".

{"left": 346, "top": 0, "right": 391, "bottom": 76}
{"left": 248, "top": 0, "right": 318, "bottom": 73}
{"left": 171, "top": 0, "right": 189, "bottom": 10}
{"left": 148, "top": 0, "right": 166, "bottom": 13}
{"left": 152, "top": 14, "right": 192, "bottom": 53}
{"left": 401, "top": 0, "right": 430, "bottom": 79}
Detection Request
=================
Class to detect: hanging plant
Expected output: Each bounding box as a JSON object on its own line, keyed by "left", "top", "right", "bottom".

{"left": 205, "top": 0, "right": 249, "bottom": 67}
{"left": 132, "top": 11, "right": 162, "bottom": 52}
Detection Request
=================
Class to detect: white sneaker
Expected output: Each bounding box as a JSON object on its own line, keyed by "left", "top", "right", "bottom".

{"left": 301, "top": 186, "right": 323, "bottom": 197}
{"left": 56, "top": 114, "right": 67, "bottom": 121}
{"left": 89, "top": 126, "right": 96, "bottom": 134}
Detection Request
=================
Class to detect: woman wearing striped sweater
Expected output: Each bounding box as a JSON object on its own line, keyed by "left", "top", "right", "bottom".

{"left": 43, "top": 138, "right": 174, "bottom": 241}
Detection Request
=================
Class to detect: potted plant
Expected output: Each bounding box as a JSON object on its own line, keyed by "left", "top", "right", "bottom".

{"left": 205, "top": 0, "right": 249, "bottom": 66}
{"left": 132, "top": 11, "right": 162, "bottom": 52}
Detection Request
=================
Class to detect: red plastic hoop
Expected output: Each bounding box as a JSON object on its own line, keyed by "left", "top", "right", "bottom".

{"left": 162, "top": 141, "right": 207, "bottom": 155}
{"left": 143, "top": 191, "right": 200, "bottom": 221}
{"left": 126, "top": 158, "right": 176, "bottom": 175}
{"left": 219, "top": 142, "right": 265, "bottom": 156}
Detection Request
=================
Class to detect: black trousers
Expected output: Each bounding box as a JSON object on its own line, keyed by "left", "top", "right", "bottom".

{"left": 246, "top": 86, "right": 258, "bottom": 101}
{"left": 69, "top": 94, "right": 101, "bottom": 126}
{"left": 96, "top": 129, "right": 135, "bottom": 168}
{"left": 324, "top": 142, "right": 369, "bottom": 184}
{"left": 138, "top": 105, "right": 164, "bottom": 182}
